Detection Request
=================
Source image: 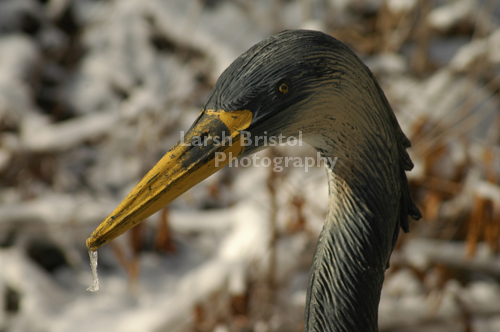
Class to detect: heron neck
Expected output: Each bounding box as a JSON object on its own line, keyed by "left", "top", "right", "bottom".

{"left": 303, "top": 155, "right": 399, "bottom": 332}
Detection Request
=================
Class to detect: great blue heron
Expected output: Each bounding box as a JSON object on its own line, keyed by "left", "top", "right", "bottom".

{"left": 87, "top": 30, "right": 421, "bottom": 331}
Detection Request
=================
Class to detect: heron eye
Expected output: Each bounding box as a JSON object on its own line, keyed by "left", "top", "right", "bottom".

{"left": 278, "top": 83, "right": 289, "bottom": 94}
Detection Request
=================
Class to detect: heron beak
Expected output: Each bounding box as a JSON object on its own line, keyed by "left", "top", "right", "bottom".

{"left": 86, "top": 109, "right": 253, "bottom": 251}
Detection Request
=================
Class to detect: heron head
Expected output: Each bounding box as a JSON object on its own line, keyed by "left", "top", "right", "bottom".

{"left": 86, "top": 30, "right": 354, "bottom": 250}
{"left": 204, "top": 29, "right": 351, "bottom": 154}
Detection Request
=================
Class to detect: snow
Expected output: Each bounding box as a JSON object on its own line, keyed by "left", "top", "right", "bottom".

{"left": 428, "top": 0, "right": 475, "bottom": 30}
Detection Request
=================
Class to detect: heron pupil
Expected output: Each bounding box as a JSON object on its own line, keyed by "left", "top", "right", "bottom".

{"left": 279, "top": 83, "right": 289, "bottom": 94}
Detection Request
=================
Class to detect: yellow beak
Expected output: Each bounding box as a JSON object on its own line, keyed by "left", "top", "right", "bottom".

{"left": 86, "top": 109, "right": 253, "bottom": 251}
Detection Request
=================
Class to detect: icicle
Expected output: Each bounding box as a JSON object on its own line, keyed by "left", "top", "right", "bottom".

{"left": 86, "top": 250, "right": 99, "bottom": 292}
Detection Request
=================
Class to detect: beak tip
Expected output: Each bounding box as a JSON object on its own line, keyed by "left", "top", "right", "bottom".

{"left": 86, "top": 236, "right": 100, "bottom": 251}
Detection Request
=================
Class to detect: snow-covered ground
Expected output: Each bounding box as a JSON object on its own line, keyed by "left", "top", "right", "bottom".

{"left": 1, "top": 0, "right": 500, "bottom": 331}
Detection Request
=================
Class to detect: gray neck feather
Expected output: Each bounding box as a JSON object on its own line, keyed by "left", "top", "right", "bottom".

{"left": 299, "top": 71, "right": 407, "bottom": 332}
{"left": 273, "top": 40, "right": 420, "bottom": 331}
{"left": 303, "top": 160, "right": 398, "bottom": 332}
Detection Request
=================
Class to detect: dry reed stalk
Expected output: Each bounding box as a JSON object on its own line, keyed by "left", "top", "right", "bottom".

{"left": 154, "top": 207, "right": 176, "bottom": 254}
{"left": 466, "top": 195, "right": 486, "bottom": 258}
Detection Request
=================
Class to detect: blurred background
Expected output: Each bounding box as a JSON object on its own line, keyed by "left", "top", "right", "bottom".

{"left": 1, "top": 0, "right": 500, "bottom": 331}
